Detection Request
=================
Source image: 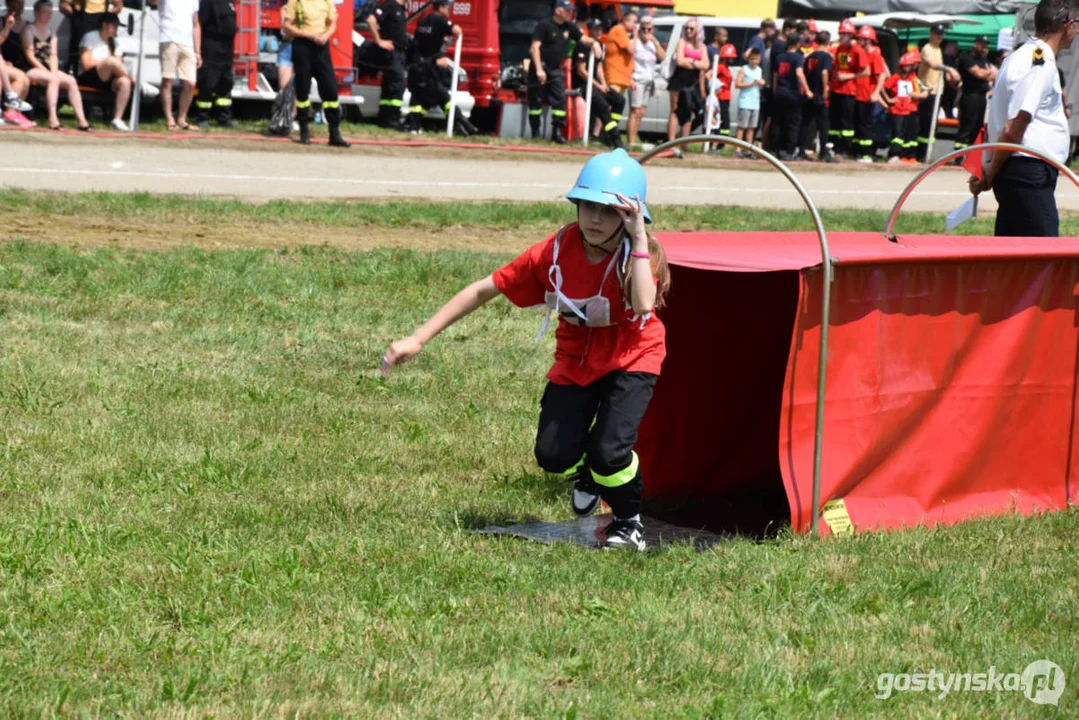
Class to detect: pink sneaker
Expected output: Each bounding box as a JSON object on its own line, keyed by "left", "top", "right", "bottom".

{"left": 2, "top": 109, "right": 35, "bottom": 128}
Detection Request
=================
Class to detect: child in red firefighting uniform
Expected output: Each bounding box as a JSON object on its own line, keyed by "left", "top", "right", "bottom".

{"left": 882, "top": 50, "right": 928, "bottom": 164}
{"left": 383, "top": 150, "right": 670, "bottom": 551}
{"left": 712, "top": 43, "right": 736, "bottom": 137}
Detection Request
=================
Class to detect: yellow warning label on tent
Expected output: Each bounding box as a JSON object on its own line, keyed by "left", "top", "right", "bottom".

{"left": 821, "top": 499, "right": 855, "bottom": 537}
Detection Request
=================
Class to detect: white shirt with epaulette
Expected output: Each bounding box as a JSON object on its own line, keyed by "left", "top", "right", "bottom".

{"left": 987, "top": 37, "right": 1070, "bottom": 164}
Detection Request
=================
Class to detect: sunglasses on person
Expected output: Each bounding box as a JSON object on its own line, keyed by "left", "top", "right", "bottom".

{"left": 684, "top": 26, "right": 697, "bottom": 35}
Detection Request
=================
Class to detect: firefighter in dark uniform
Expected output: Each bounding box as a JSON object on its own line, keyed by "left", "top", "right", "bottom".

{"left": 528, "top": 0, "right": 598, "bottom": 143}
{"left": 574, "top": 18, "right": 624, "bottom": 148}
{"left": 405, "top": 0, "right": 478, "bottom": 135}
{"left": 282, "top": 0, "right": 350, "bottom": 146}
{"left": 195, "top": 0, "right": 237, "bottom": 128}
{"left": 365, "top": 0, "right": 409, "bottom": 129}
{"left": 953, "top": 35, "right": 995, "bottom": 160}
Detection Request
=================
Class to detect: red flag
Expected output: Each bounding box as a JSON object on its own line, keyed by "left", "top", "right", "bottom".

{"left": 962, "top": 126, "right": 987, "bottom": 179}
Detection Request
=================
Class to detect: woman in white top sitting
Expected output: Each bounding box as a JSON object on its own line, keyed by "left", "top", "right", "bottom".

{"left": 22, "top": 0, "right": 90, "bottom": 130}
{"left": 627, "top": 15, "right": 665, "bottom": 148}
{"left": 77, "top": 12, "right": 131, "bottom": 130}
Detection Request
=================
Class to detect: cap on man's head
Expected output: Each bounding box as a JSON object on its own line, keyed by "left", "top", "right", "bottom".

{"left": 930, "top": 23, "right": 946, "bottom": 35}
{"left": 554, "top": 0, "right": 575, "bottom": 12}
{"left": 974, "top": 34, "right": 989, "bottom": 44}
{"left": 587, "top": 17, "right": 602, "bottom": 29}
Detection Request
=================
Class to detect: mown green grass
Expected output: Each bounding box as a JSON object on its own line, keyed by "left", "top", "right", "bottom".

{"left": 7, "top": 189, "right": 1078, "bottom": 238}
{"left": 0, "top": 238, "right": 1076, "bottom": 717}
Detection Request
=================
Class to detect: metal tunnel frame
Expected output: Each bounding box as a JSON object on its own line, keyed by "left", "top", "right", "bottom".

{"left": 884, "top": 142, "right": 1079, "bottom": 240}
{"left": 639, "top": 136, "right": 835, "bottom": 535}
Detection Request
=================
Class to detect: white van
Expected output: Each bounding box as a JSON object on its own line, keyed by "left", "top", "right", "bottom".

{"left": 637, "top": 16, "right": 839, "bottom": 137}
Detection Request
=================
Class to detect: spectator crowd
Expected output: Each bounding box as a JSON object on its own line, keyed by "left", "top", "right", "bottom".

{"left": 0, "top": 0, "right": 1020, "bottom": 163}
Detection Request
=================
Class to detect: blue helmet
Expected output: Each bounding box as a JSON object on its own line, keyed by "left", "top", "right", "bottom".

{"left": 566, "top": 148, "right": 652, "bottom": 223}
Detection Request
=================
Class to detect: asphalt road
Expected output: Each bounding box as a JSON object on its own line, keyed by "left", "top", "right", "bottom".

{"left": 3, "top": 131, "right": 1073, "bottom": 216}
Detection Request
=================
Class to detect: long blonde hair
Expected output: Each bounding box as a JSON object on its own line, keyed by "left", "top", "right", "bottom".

{"left": 619, "top": 233, "right": 671, "bottom": 309}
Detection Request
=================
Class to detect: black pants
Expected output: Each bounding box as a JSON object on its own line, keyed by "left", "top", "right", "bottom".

{"left": 362, "top": 47, "right": 405, "bottom": 125}
{"left": 195, "top": 34, "right": 234, "bottom": 124}
{"left": 992, "top": 157, "right": 1060, "bottom": 237}
{"left": 589, "top": 86, "right": 625, "bottom": 136}
{"left": 917, "top": 95, "right": 937, "bottom": 162}
{"left": 527, "top": 66, "right": 567, "bottom": 135}
{"left": 828, "top": 94, "right": 855, "bottom": 155}
{"left": 533, "top": 372, "right": 657, "bottom": 519}
{"left": 66, "top": 11, "right": 103, "bottom": 73}
{"left": 854, "top": 100, "right": 875, "bottom": 159}
{"left": 717, "top": 99, "right": 730, "bottom": 135}
{"left": 293, "top": 37, "right": 341, "bottom": 125}
{"left": 799, "top": 98, "right": 829, "bottom": 155}
{"left": 771, "top": 91, "right": 802, "bottom": 154}
{"left": 888, "top": 114, "right": 918, "bottom": 159}
{"left": 955, "top": 92, "right": 987, "bottom": 148}
{"left": 407, "top": 60, "right": 451, "bottom": 114}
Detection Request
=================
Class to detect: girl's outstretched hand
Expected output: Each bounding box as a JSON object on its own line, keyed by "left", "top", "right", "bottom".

{"left": 383, "top": 335, "right": 424, "bottom": 375}
{"left": 612, "top": 193, "right": 647, "bottom": 242}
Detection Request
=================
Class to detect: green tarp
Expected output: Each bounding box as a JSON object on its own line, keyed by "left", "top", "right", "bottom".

{"left": 893, "top": 14, "right": 1014, "bottom": 51}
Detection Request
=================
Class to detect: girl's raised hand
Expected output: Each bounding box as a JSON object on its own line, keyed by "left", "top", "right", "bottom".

{"left": 612, "top": 193, "right": 647, "bottom": 241}
{"left": 382, "top": 335, "right": 424, "bottom": 375}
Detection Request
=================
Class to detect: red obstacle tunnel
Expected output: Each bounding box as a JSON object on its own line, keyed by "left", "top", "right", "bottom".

{"left": 635, "top": 139, "right": 1079, "bottom": 537}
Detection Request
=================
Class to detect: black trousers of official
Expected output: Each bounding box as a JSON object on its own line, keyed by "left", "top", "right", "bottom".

{"left": 195, "top": 35, "right": 235, "bottom": 124}
{"left": 527, "top": 66, "right": 567, "bottom": 136}
{"left": 770, "top": 91, "right": 802, "bottom": 155}
{"left": 917, "top": 95, "right": 937, "bottom": 162}
{"left": 533, "top": 372, "right": 657, "bottom": 519}
{"left": 589, "top": 86, "right": 626, "bottom": 138}
{"left": 293, "top": 38, "right": 341, "bottom": 124}
{"left": 799, "top": 98, "right": 829, "bottom": 156}
{"left": 853, "top": 100, "right": 875, "bottom": 159}
{"left": 829, "top": 94, "right": 856, "bottom": 155}
{"left": 407, "top": 60, "right": 451, "bottom": 114}
{"left": 992, "top": 157, "right": 1060, "bottom": 237}
{"left": 955, "top": 92, "right": 987, "bottom": 149}
{"left": 888, "top": 114, "right": 918, "bottom": 160}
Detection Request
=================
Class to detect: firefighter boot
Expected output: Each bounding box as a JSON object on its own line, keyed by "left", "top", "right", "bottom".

{"left": 328, "top": 121, "right": 351, "bottom": 148}
{"left": 298, "top": 116, "right": 311, "bottom": 145}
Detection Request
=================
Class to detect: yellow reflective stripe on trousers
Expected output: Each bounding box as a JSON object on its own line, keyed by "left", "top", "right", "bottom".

{"left": 215, "top": 98, "right": 232, "bottom": 106}
{"left": 196, "top": 101, "right": 213, "bottom": 109}
{"left": 296, "top": 99, "right": 312, "bottom": 108}
{"left": 322, "top": 100, "right": 340, "bottom": 109}
{"left": 380, "top": 99, "right": 403, "bottom": 107}
{"left": 592, "top": 452, "right": 638, "bottom": 488}
{"left": 556, "top": 456, "right": 586, "bottom": 478}
{"left": 551, "top": 109, "right": 567, "bottom": 117}
{"left": 529, "top": 108, "right": 543, "bottom": 115}
{"left": 603, "top": 120, "right": 617, "bottom": 132}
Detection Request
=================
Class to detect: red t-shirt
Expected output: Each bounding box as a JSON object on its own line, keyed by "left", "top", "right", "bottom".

{"left": 492, "top": 224, "right": 667, "bottom": 386}
{"left": 856, "top": 45, "right": 887, "bottom": 103}
{"left": 830, "top": 41, "right": 867, "bottom": 97}
{"left": 717, "top": 62, "right": 733, "bottom": 102}
{"left": 885, "top": 72, "right": 922, "bottom": 115}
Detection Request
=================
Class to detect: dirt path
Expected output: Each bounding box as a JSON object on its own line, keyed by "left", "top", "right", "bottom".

{"left": 4, "top": 212, "right": 536, "bottom": 254}
{"left": 0, "top": 130, "right": 1028, "bottom": 213}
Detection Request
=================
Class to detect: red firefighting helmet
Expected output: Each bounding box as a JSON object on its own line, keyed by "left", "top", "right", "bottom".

{"left": 900, "top": 50, "right": 921, "bottom": 67}
{"left": 858, "top": 25, "right": 877, "bottom": 42}
{"left": 839, "top": 18, "right": 855, "bottom": 35}
{"left": 807, "top": 18, "right": 818, "bottom": 32}
{"left": 720, "top": 43, "right": 737, "bottom": 60}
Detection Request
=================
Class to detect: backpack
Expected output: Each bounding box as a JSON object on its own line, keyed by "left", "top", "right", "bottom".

{"left": 269, "top": 78, "right": 295, "bottom": 136}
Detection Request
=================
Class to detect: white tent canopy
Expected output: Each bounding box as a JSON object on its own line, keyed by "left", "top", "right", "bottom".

{"left": 783, "top": 1, "right": 1023, "bottom": 13}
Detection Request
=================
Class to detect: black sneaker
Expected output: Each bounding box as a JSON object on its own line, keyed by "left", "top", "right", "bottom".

{"left": 604, "top": 518, "right": 646, "bottom": 551}
{"left": 551, "top": 132, "right": 569, "bottom": 145}
{"left": 567, "top": 468, "right": 600, "bottom": 517}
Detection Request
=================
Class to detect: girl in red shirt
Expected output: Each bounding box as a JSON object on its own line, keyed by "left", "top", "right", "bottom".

{"left": 882, "top": 50, "right": 928, "bottom": 164}
{"left": 383, "top": 149, "right": 671, "bottom": 550}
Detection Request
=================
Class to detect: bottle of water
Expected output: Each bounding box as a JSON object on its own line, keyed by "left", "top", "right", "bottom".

{"left": 315, "top": 110, "right": 323, "bottom": 124}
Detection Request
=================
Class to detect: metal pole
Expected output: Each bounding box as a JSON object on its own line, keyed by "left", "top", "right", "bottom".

{"left": 130, "top": 0, "right": 148, "bottom": 131}
{"left": 925, "top": 74, "right": 944, "bottom": 163}
{"left": 640, "top": 134, "right": 834, "bottom": 536}
{"left": 582, "top": 51, "right": 595, "bottom": 147}
{"left": 703, "top": 58, "right": 719, "bottom": 152}
{"left": 446, "top": 33, "right": 463, "bottom": 138}
{"left": 884, "top": 141, "right": 1079, "bottom": 240}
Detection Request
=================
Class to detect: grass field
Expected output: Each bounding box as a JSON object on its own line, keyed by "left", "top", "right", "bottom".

{"left": 1, "top": 196, "right": 1077, "bottom": 717}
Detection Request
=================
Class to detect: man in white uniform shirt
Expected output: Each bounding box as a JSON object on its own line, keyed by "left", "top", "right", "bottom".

{"left": 970, "top": 0, "right": 1077, "bottom": 237}
{"left": 156, "top": 0, "right": 201, "bottom": 130}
